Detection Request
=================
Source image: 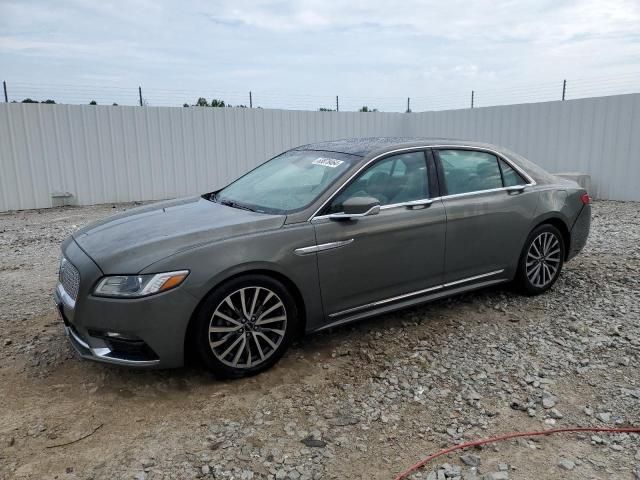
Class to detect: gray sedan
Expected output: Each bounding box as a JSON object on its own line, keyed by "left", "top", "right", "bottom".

{"left": 54, "top": 137, "right": 591, "bottom": 378}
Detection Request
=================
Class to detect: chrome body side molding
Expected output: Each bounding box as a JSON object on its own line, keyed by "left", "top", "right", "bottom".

{"left": 443, "top": 269, "right": 505, "bottom": 287}
{"left": 328, "top": 269, "right": 505, "bottom": 319}
{"left": 294, "top": 239, "right": 354, "bottom": 256}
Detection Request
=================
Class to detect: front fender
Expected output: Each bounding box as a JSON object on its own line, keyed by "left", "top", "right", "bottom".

{"left": 141, "top": 222, "right": 325, "bottom": 334}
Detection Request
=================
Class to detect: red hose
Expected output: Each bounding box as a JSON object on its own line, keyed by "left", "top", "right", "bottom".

{"left": 393, "top": 426, "right": 640, "bottom": 480}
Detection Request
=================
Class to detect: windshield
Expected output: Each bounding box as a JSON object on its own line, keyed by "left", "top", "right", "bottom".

{"left": 214, "top": 150, "right": 357, "bottom": 214}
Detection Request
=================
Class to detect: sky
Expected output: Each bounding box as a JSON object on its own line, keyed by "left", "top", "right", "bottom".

{"left": 1, "top": 0, "right": 639, "bottom": 111}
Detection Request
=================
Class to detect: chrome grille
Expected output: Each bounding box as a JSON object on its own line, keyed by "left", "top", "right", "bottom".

{"left": 59, "top": 257, "right": 80, "bottom": 301}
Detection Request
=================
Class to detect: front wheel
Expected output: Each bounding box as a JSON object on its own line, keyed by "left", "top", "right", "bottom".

{"left": 516, "top": 224, "right": 565, "bottom": 295}
{"left": 194, "top": 275, "right": 298, "bottom": 378}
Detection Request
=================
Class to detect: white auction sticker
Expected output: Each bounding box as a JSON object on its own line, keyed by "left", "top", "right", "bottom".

{"left": 312, "top": 157, "right": 344, "bottom": 168}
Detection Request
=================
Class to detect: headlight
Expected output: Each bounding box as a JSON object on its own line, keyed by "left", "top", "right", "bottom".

{"left": 94, "top": 270, "right": 189, "bottom": 298}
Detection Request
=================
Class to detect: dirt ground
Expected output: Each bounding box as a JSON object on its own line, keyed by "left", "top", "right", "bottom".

{"left": 0, "top": 201, "right": 639, "bottom": 480}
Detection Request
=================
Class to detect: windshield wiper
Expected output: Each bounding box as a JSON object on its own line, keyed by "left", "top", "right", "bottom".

{"left": 219, "top": 198, "right": 257, "bottom": 212}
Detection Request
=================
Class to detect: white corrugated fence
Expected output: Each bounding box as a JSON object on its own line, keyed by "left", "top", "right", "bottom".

{"left": 0, "top": 93, "right": 638, "bottom": 211}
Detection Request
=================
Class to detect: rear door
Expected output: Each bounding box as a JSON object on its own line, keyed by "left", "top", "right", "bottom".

{"left": 434, "top": 148, "right": 539, "bottom": 283}
{"left": 311, "top": 150, "right": 446, "bottom": 318}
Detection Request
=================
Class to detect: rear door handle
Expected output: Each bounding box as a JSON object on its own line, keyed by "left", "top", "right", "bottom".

{"left": 405, "top": 199, "right": 433, "bottom": 209}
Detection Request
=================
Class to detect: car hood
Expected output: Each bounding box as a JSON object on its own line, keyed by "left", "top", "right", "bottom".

{"left": 73, "top": 196, "right": 286, "bottom": 274}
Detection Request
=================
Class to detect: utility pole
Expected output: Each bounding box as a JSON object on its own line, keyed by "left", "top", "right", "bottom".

{"left": 562, "top": 79, "right": 566, "bottom": 101}
{"left": 2, "top": 81, "right": 7, "bottom": 103}
{"left": 336, "top": 96, "right": 339, "bottom": 112}
{"left": 471, "top": 90, "right": 474, "bottom": 109}
{"left": 138, "top": 86, "right": 143, "bottom": 106}
{"left": 249, "top": 91, "right": 253, "bottom": 108}
{"left": 406, "top": 97, "right": 411, "bottom": 113}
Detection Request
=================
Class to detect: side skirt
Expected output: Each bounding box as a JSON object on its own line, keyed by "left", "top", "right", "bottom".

{"left": 311, "top": 276, "right": 509, "bottom": 333}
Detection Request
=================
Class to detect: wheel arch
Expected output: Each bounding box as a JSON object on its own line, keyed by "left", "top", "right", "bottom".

{"left": 530, "top": 215, "right": 571, "bottom": 260}
{"left": 183, "top": 267, "right": 308, "bottom": 362}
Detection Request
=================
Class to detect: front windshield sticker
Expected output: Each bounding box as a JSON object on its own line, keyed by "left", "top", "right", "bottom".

{"left": 312, "top": 157, "right": 344, "bottom": 168}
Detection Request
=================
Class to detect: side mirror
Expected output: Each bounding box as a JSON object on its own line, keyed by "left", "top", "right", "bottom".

{"left": 328, "top": 196, "right": 380, "bottom": 220}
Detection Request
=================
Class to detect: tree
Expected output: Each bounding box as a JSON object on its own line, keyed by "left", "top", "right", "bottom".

{"left": 112, "top": 102, "right": 118, "bottom": 106}
{"left": 210, "top": 99, "right": 226, "bottom": 107}
{"left": 183, "top": 103, "right": 189, "bottom": 107}
{"left": 21, "top": 98, "right": 38, "bottom": 103}
{"left": 89, "top": 100, "right": 97, "bottom": 105}
{"left": 359, "top": 106, "right": 369, "bottom": 112}
{"left": 319, "top": 107, "right": 334, "bottom": 111}
{"left": 195, "top": 97, "right": 209, "bottom": 107}
{"left": 43, "top": 99, "right": 56, "bottom": 104}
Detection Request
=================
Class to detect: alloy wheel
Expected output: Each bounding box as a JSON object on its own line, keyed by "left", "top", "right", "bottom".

{"left": 208, "top": 287, "right": 287, "bottom": 369}
{"left": 525, "top": 231, "right": 561, "bottom": 288}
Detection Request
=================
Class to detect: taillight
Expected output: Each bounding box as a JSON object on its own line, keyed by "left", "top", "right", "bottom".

{"left": 581, "top": 193, "right": 591, "bottom": 205}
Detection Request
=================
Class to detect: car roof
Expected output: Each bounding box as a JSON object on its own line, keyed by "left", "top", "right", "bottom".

{"left": 294, "top": 137, "right": 502, "bottom": 157}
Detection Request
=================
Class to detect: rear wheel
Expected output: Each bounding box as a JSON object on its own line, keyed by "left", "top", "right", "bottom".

{"left": 516, "top": 224, "right": 565, "bottom": 295}
{"left": 194, "top": 275, "right": 297, "bottom": 378}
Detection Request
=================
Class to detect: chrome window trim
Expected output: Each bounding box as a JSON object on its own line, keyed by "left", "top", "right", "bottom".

{"left": 327, "top": 269, "right": 505, "bottom": 318}
{"left": 307, "top": 144, "right": 536, "bottom": 221}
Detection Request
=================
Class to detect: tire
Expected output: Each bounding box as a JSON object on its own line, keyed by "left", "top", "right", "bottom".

{"left": 193, "top": 274, "right": 298, "bottom": 379}
{"left": 515, "top": 224, "right": 565, "bottom": 295}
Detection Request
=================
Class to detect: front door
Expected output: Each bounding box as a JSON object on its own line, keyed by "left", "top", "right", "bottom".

{"left": 311, "top": 150, "right": 446, "bottom": 318}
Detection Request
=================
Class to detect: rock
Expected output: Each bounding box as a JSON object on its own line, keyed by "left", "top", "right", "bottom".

{"left": 201, "top": 465, "right": 210, "bottom": 475}
{"left": 7, "top": 436, "right": 15, "bottom": 447}
{"left": 327, "top": 416, "right": 359, "bottom": 426}
{"left": 549, "top": 408, "right": 563, "bottom": 419}
{"left": 485, "top": 472, "right": 509, "bottom": 480}
{"left": 558, "top": 459, "right": 575, "bottom": 471}
{"left": 596, "top": 412, "right": 611, "bottom": 423}
{"left": 301, "top": 436, "right": 326, "bottom": 448}
{"left": 459, "top": 454, "right": 481, "bottom": 467}
{"left": 542, "top": 391, "right": 556, "bottom": 409}
{"left": 4, "top": 339, "right": 11, "bottom": 346}
{"left": 462, "top": 389, "right": 481, "bottom": 401}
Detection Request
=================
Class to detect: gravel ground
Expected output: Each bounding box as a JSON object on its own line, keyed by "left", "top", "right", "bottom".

{"left": 0, "top": 200, "right": 639, "bottom": 480}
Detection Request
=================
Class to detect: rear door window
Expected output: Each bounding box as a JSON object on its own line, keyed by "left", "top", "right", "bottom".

{"left": 438, "top": 150, "right": 503, "bottom": 195}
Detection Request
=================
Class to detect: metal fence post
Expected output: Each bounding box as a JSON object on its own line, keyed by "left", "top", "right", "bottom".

{"left": 249, "top": 91, "right": 253, "bottom": 108}
{"left": 406, "top": 97, "right": 411, "bottom": 113}
{"left": 138, "top": 86, "right": 143, "bottom": 106}
{"left": 3, "top": 81, "right": 7, "bottom": 103}
{"left": 562, "top": 79, "right": 566, "bottom": 101}
{"left": 336, "top": 96, "right": 339, "bottom": 112}
{"left": 471, "top": 90, "right": 474, "bottom": 108}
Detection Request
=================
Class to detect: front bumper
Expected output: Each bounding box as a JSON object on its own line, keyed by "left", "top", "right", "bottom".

{"left": 54, "top": 238, "right": 199, "bottom": 369}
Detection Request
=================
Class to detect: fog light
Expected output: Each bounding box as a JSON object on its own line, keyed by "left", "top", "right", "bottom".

{"left": 89, "top": 330, "right": 140, "bottom": 342}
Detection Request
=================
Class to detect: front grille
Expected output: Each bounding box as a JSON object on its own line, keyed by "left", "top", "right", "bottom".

{"left": 59, "top": 257, "right": 80, "bottom": 301}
